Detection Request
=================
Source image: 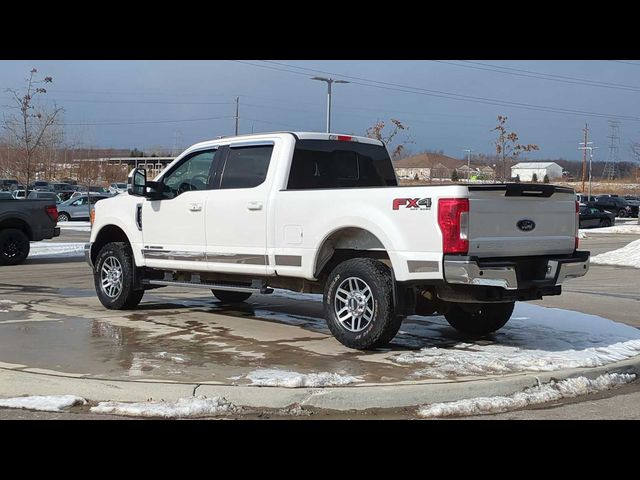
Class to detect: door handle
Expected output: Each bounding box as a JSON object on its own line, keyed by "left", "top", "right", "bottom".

{"left": 188, "top": 203, "right": 202, "bottom": 212}
{"left": 247, "top": 201, "right": 263, "bottom": 211}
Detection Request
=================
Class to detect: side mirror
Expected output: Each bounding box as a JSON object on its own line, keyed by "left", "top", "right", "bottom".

{"left": 128, "top": 168, "right": 147, "bottom": 197}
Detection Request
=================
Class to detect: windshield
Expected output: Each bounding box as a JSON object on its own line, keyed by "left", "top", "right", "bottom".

{"left": 116, "top": 183, "right": 127, "bottom": 188}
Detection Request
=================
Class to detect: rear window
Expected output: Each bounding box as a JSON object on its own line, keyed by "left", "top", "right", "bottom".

{"left": 286, "top": 140, "right": 398, "bottom": 190}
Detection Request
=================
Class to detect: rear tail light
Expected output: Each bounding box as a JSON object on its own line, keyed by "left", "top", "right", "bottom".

{"left": 329, "top": 134, "right": 357, "bottom": 142}
{"left": 575, "top": 200, "right": 579, "bottom": 250}
{"left": 438, "top": 198, "right": 469, "bottom": 254}
{"left": 45, "top": 205, "right": 58, "bottom": 223}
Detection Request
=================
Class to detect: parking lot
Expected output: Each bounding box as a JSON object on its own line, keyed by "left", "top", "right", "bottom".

{"left": 1, "top": 223, "right": 639, "bottom": 419}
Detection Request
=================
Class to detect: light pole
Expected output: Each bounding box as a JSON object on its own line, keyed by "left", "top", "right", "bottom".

{"left": 311, "top": 76, "right": 350, "bottom": 133}
{"left": 463, "top": 149, "right": 472, "bottom": 180}
{"left": 579, "top": 142, "right": 597, "bottom": 201}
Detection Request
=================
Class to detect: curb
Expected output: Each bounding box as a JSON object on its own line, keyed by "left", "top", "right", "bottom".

{"left": 2, "top": 355, "right": 639, "bottom": 411}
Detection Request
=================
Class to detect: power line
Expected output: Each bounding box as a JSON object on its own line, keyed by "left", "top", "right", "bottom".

{"left": 431, "top": 60, "right": 640, "bottom": 92}
{"left": 610, "top": 60, "right": 640, "bottom": 67}
{"left": 233, "top": 60, "right": 640, "bottom": 123}
{"left": 61, "top": 115, "right": 234, "bottom": 126}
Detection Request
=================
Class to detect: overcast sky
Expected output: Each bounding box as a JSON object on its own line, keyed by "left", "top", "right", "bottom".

{"left": 1, "top": 60, "right": 639, "bottom": 161}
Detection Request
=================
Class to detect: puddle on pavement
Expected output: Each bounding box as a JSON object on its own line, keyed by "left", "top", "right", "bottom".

{"left": 1, "top": 287, "right": 639, "bottom": 385}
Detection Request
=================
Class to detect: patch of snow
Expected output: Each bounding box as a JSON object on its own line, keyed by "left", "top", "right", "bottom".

{"left": 0, "top": 395, "right": 86, "bottom": 412}
{"left": 417, "top": 373, "right": 635, "bottom": 418}
{"left": 246, "top": 368, "right": 362, "bottom": 388}
{"left": 395, "top": 302, "right": 640, "bottom": 378}
{"left": 156, "top": 351, "right": 186, "bottom": 363}
{"left": 91, "top": 396, "right": 235, "bottom": 418}
{"left": 271, "top": 289, "right": 323, "bottom": 302}
{"left": 57, "top": 221, "right": 92, "bottom": 232}
{"left": 28, "top": 242, "right": 85, "bottom": 258}
{"left": 0, "top": 310, "right": 8, "bottom": 313}
{"left": 0, "top": 300, "right": 16, "bottom": 304}
{"left": 578, "top": 231, "right": 588, "bottom": 239}
{"left": 579, "top": 224, "right": 640, "bottom": 235}
{"left": 591, "top": 238, "right": 640, "bottom": 269}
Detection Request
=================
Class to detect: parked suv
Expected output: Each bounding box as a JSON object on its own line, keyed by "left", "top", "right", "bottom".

{"left": 109, "top": 182, "right": 128, "bottom": 194}
{"left": 0, "top": 179, "right": 20, "bottom": 191}
{"left": 588, "top": 196, "right": 638, "bottom": 218}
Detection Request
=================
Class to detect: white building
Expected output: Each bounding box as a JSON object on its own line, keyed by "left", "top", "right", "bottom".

{"left": 511, "top": 162, "right": 563, "bottom": 182}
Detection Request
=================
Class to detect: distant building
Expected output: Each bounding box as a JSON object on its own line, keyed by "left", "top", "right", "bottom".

{"left": 511, "top": 162, "right": 563, "bottom": 181}
{"left": 394, "top": 152, "right": 463, "bottom": 181}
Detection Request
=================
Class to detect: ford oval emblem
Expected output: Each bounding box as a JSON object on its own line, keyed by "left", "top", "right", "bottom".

{"left": 517, "top": 219, "right": 536, "bottom": 232}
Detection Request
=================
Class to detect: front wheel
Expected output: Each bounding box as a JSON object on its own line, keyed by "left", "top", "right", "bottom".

{"left": 618, "top": 209, "right": 627, "bottom": 218}
{"left": 211, "top": 290, "right": 252, "bottom": 303}
{"left": 600, "top": 218, "right": 611, "bottom": 227}
{"left": 0, "top": 228, "right": 30, "bottom": 266}
{"left": 444, "top": 302, "right": 515, "bottom": 337}
{"left": 94, "top": 242, "right": 144, "bottom": 309}
{"left": 324, "top": 258, "right": 402, "bottom": 350}
{"left": 57, "top": 212, "right": 70, "bottom": 222}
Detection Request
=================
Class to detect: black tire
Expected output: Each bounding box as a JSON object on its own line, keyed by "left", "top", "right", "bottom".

{"left": 444, "top": 302, "right": 515, "bottom": 337}
{"left": 211, "top": 290, "right": 252, "bottom": 303}
{"left": 94, "top": 241, "right": 144, "bottom": 310}
{"left": 618, "top": 209, "right": 627, "bottom": 218}
{"left": 324, "top": 258, "right": 402, "bottom": 350}
{"left": 0, "top": 228, "right": 30, "bottom": 266}
{"left": 57, "top": 212, "right": 70, "bottom": 222}
{"left": 600, "top": 218, "right": 611, "bottom": 227}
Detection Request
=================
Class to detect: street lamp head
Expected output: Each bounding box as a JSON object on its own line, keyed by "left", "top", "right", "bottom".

{"left": 334, "top": 80, "right": 350, "bottom": 84}
{"left": 311, "top": 76, "right": 330, "bottom": 82}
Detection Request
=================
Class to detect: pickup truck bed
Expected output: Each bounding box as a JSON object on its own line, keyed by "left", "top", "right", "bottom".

{"left": 0, "top": 199, "right": 60, "bottom": 265}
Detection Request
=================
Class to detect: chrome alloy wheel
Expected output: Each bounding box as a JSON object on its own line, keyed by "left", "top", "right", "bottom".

{"left": 334, "top": 277, "right": 375, "bottom": 332}
{"left": 100, "top": 256, "right": 123, "bottom": 298}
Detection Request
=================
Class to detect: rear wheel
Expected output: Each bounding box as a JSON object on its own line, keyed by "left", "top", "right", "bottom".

{"left": 94, "top": 242, "right": 144, "bottom": 309}
{"left": 444, "top": 302, "right": 515, "bottom": 337}
{"left": 618, "top": 209, "right": 627, "bottom": 218}
{"left": 57, "top": 212, "right": 70, "bottom": 222}
{"left": 211, "top": 290, "right": 252, "bottom": 303}
{"left": 324, "top": 258, "right": 402, "bottom": 350}
{"left": 600, "top": 218, "right": 611, "bottom": 227}
{"left": 0, "top": 229, "right": 30, "bottom": 266}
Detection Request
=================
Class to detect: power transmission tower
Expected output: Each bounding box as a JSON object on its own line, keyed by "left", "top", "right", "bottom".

{"left": 581, "top": 124, "right": 588, "bottom": 193}
{"left": 602, "top": 120, "right": 621, "bottom": 180}
{"left": 234, "top": 96, "right": 240, "bottom": 135}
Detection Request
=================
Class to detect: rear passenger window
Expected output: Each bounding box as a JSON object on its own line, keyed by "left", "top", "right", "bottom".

{"left": 287, "top": 140, "right": 398, "bottom": 189}
{"left": 220, "top": 145, "right": 273, "bottom": 189}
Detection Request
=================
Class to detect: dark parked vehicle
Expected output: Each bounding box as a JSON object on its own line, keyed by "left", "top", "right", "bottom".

{"left": 0, "top": 198, "right": 60, "bottom": 265}
{"left": 587, "top": 196, "right": 638, "bottom": 218}
{"left": 579, "top": 205, "right": 616, "bottom": 228}
{"left": 30, "top": 180, "right": 53, "bottom": 192}
{"left": 27, "top": 191, "right": 63, "bottom": 204}
{"left": 0, "top": 192, "right": 14, "bottom": 200}
{"left": 0, "top": 179, "right": 20, "bottom": 191}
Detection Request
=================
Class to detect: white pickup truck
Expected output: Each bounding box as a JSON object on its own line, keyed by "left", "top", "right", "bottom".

{"left": 86, "top": 132, "right": 589, "bottom": 349}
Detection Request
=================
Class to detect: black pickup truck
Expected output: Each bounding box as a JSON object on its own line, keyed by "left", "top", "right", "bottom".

{"left": 0, "top": 199, "right": 60, "bottom": 265}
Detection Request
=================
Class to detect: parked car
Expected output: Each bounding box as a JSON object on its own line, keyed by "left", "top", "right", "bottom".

{"left": 0, "top": 192, "right": 14, "bottom": 199}
{"left": 0, "top": 196, "right": 60, "bottom": 265}
{"left": 30, "top": 180, "right": 52, "bottom": 192}
{"left": 0, "top": 179, "right": 20, "bottom": 191}
{"left": 576, "top": 193, "right": 598, "bottom": 205}
{"left": 86, "top": 132, "right": 589, "bottom": 350}
{"left": 11, "top": 190, "right": 30, "bottom": 200}
{"left": 109, "top": 182, "right": 128, "bottom": 194}
{"left": 587, "top": 196, "right": 638, "bottom": 218}
{"left": 579, "top": 205, "right": 616, "bottom": 228}
{"left": 57, "top": 193, "right": 111, "bottom": 222}
{"left": 27, "top": 191, "right": 63, "bottom": 204}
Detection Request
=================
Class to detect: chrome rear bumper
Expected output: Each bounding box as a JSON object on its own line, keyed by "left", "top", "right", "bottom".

{"left": 443, "top": 251, "right": 590, "bottom": 290}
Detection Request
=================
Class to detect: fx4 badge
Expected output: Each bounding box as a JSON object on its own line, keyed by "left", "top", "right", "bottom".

{"left": 393, "top": 198, "right": 432, "bottom": 210}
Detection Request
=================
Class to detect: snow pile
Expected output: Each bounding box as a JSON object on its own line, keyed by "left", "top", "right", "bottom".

{"left": 91, "top": 396, "right": 236, "bottom": 418}
{"left": 395, "top": 303, "right": 640, "bottom": 378}
{"left": 28, "top": 242, "right": 86, "bottom": 258}
{"left": 0, "top": 299, "right": 14, "bottom": 313}
{"left": 246, "top": 369, "right": 362, "bottom": 388}
{"left": 0, "top": 395, "right": 86, "bottom": 412}
{"left": 591, "top": 238, "right": 640, "bottom": 269}
{"left": 579, "top": 224, "right": 640, "bottom": 235}
{"left": 57, "top": 221, "right": 91, "bottom": 232}
{"left": 578, "top": 231, "right": 588, "bottom": 239}
{"left": 418, "top": 373, "right": 635, "bottom": 418}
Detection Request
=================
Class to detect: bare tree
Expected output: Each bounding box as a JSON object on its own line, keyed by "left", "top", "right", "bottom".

{"left": 366, "top": 119, "right": 412, "bottom": 160}
{"left": 492, "top": 115, "right": 539, "bottom": 181}
{"left": 2, "top": 68, "right": 64, "bottom": 190}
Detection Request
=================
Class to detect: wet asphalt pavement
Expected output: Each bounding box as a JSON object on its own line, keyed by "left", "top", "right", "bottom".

{"left": 0, "top": 224, "right": 639, "bottom": 418}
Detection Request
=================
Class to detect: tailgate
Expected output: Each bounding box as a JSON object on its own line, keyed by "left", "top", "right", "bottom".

{"left": 467, "top": 184, "right": 576, "bottom": 257}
